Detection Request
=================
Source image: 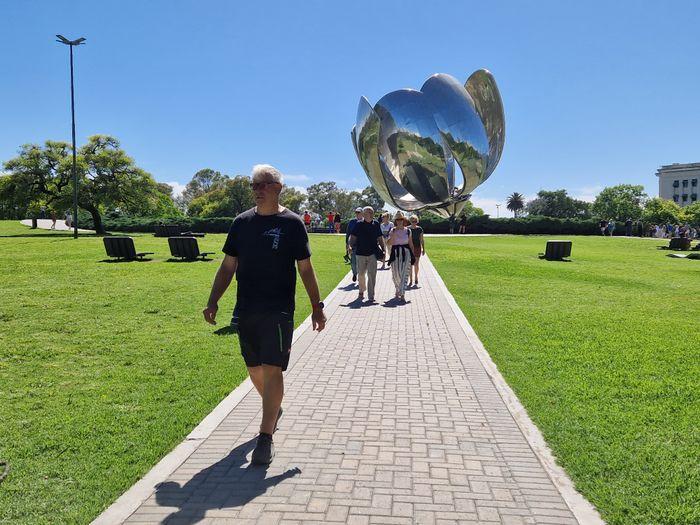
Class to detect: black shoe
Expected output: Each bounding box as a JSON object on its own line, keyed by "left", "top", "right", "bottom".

{"left": 274, "top": 407, "right": 283, "bottom": 433}
{"left": 252, "top": 433, "right": 274, "bottom": 465}
{"left": 352, "top": 273, "right": 357, "bottom": 282}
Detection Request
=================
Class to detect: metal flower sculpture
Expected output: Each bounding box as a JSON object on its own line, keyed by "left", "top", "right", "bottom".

{"left": 351, "top": 70, "right": 505, "bottom": 218}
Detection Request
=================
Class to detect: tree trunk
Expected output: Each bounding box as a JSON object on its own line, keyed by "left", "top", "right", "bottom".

{"left": 84, "top": 204, "right": 105, "bottom": 234}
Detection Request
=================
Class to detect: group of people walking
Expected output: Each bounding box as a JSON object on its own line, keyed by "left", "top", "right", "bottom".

{"left": 649, "top": 223, "right": 698, "bottom": 239}
{"left": 346, "top": 206, "right": 424, "bottom": 302}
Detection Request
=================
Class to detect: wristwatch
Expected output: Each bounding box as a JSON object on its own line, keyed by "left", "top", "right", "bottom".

{"left": 312, "top": 301, "right": 324, "bottom": 310}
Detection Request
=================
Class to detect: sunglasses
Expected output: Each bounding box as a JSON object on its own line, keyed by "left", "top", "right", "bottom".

{"left": 251, "top": 181, "right": 279, "bottom": 190}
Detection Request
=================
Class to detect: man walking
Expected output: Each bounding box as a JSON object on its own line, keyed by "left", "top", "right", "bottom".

{"left": 348, "top": 206, "right": 383, "bottom": 302}
{"left": 346, "top": 207, "right": 363, "bottom": 282}
{"left": 203, "top": 164, "right": 327, "bottom": 465}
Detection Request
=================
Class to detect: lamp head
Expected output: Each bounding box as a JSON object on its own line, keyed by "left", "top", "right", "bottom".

{"left": 56, "top": 34, "right": 86, "bottom": 45}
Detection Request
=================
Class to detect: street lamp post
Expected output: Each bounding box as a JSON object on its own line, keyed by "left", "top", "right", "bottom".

{"left": 56, "top": 34, "right": 86, "bottom": 239}
{"left": 495, "top": 203, "right": 501, "bottom": 218}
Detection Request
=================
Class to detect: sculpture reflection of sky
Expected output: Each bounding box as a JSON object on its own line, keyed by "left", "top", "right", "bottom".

{"left": 352, "top": 71, "right": 505, "bottom": 218}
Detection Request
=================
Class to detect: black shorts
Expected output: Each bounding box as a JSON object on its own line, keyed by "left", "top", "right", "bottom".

{"left": 238, "top": 311, "right": 294, "bottom": 371}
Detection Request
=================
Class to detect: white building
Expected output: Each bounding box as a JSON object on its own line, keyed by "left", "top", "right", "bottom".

{"left": 656, "top": 163, "right": 699, "bottom": 207}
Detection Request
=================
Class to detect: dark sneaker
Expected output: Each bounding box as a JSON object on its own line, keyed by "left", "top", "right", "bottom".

{"left": 352, "top": 273, "right": 357, "bottom": 282}
{"left": 274, "top": 407, "right": 283, "bottom": 433}
{"left": 252, "top": 433, "right": 274, "bottom": 465}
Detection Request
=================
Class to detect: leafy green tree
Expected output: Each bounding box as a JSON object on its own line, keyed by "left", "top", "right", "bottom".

{"left": 279, "top": 186, "right": 307, "bottom": 214}
{"left": 526, "top": 189, "right": 591, "bottom": 218}
{"left": 188, "top": 176, "right": 254, "bottom": 217}
{"left": 642, "top": 198, "right": 683, "bottom": 225}
{"left": 460, "top": 200, "right": 485, "bottom": 218}
{"left": 2, "top": 136, "right": 167, "bottom": 233}
{"left": 359, "top": 185, "right": 385, "bottom": 212}
{"left": 334, "top": 190, "right": 362, "bottom": 220}
{"left": 591, "top": 184, "right": 647, "bottom": 221}
{"left": 681, "top": 202, "right": 700, "bottom": 226}
{"left": 0, "top": 174, "right": 31, "bottom": 219}
{"left": 506, "top": 192, "right": 525, "bottom": 217}
{"left": 306, "top": 181, "right": 339, "bottom": 216}
{"left": 181, "top": 168, "right": 228, "bottom": 206}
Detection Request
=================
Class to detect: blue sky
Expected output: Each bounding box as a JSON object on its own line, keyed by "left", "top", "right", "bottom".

{"left": 2, "top": 1, "right": 699, "bottom": 216}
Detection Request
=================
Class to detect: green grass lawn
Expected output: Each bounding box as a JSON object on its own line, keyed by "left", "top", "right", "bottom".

{"left": 0, "top": 221, "right": 348, "bottom": 524}
{"left": 430, "top": 235, "right": 699, "bottom": 525}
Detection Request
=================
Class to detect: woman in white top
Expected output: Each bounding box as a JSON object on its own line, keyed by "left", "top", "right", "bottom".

{"left": 379, "top": 212, "right": 393, "bottom": 270}
{"left": 387, "top": 211, "right": 415, "bottom": 302}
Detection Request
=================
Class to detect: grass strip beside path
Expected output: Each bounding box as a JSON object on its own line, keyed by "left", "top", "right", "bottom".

{"left": 0, "top": 222, "right": 348, "bottom": 524}
{"left": 429, "top": 235, "right": 699, "bottom": 525}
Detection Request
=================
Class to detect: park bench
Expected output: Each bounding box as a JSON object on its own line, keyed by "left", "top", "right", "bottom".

{"left": 103, "top": 237, "right": 153, "bottom": 261}
{"left": 668, "top": 237, "right": 691, "bottom": 250}
{"left": 539, "top": 240, "right": 572, "bottom": 261}
{"left": 154, "top": 224, "right": 182, "bottom": 237}
{"left": 168, "top": 236, "right": 214, "bottom": 261}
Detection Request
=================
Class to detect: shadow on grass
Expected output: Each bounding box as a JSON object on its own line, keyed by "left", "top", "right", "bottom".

{"left": 213, "top": 325, "right": 238, "bottom": 336}
{"left": 97, "top": 258, "right": 153, "bottom": 263}
{"left": 155, "top": 437, "right": 301, "bottom": 525}
{"left": 164, "top": 258, "right": 215, "bottom": 263}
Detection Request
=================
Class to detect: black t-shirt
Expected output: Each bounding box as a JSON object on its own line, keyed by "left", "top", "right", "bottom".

{"left": 352, "top": 220, "right": 382, "bottom": 256}
{"left": 222, "top": 208, "right": 311, "bottom": 314}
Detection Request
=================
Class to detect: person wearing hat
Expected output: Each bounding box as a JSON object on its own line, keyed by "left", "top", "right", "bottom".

{"left": 345, "top": 207, "right": 364, "bottom": 282}
{"left": 387, "top": 211, "right": 415, "bottom": 301}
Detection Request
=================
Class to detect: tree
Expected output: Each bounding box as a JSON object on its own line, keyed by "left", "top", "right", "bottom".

{"left": 642, "top": 198, "right": 683, "bottom": 225}
{"left": 306, "top": 181, "right": 340, "bottom": 215}
{"left": 188, "top": 176, "right": 255, "bottom": 217}
{"left": 334, "top": 190, "right": 362, "bottom": 220}
{"left": 279, "top": 186, "right": 307, "bottom": 214}
{"left": 2, "top": 136, "right": 166, "bottom": 233}
{"left": 181, "top": 168, "right": 228, "bottom": 206}
{"left": 359, "top": 185, "right": 385, "bottom": 211}
{"left": 591, "top": 184, "right": 647, "bottom": 221}
{"left": 0, "top": 174, "right": 31, "bottom": 219}
{"left": 459, "top": 200, "right": 485, "bottom": 218}
{"left": 506, "top": 192, "right": 525, "bottom": 217}
{"left": 680, "top": 202, "right": 700, "bottom": 226}
{"left": 526, "top": 189, "right": 591, "bottom": 218}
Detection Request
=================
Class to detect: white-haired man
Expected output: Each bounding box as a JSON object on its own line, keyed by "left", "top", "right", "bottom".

{"left": 203, "top": 164, "right": 326, "bottom": 465}
{"left": 348, "top": 206, "right": 383, "bottom": 302}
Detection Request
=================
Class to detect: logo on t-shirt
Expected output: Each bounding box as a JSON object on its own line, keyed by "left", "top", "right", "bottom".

{"left": 263, "top": 227, "right": 283, "bottom": 249}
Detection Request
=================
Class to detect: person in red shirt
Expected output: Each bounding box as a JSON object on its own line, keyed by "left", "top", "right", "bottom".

{"left": 327, "top": 211, "right": 335, "bottom": 233}
{"left": 303, "top": 210, "right": 312, "bottom": 232}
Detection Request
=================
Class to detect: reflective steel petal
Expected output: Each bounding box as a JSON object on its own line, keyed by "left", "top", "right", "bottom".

{"left": 465, "top": 69, "right": 505, "bottom": 181}
{"left": 355, "top": 97, "right": 397, "bottom": 207}
{"left": 420, "top": 73, "right": 489, "bottom": 195}
{"left": 350, "top": 125, "right": 359, "bottom": 160}
{"left": 352, "top": 70, "right": 504, "bottom": 219}
{"left": 374, "top": 89, "right": 450, "bottom": 206}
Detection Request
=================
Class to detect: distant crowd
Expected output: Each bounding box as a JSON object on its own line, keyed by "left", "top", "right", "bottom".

{"left": 598, "top": 218, "right": 698, "bottom": 239}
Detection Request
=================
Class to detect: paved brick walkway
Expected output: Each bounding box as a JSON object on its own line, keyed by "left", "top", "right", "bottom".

{"left": 103, "top": 258, "right": 598, "bottom": 525}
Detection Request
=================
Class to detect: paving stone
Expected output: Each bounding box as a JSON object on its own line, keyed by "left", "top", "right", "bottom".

{"left": 104, "top": 260, "right": 588, "bottom": 524}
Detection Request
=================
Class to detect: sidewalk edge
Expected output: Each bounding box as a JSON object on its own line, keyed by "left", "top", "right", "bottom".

{"left": 91, "top": 272, "right": 349, "bottom": 525}
{"left": 423, "top": 256, "right": 604, "bottom": 525}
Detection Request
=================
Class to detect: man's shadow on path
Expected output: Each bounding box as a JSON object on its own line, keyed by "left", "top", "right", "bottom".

{"left": 155, "top": 437, "right": 300, "bottom": 524}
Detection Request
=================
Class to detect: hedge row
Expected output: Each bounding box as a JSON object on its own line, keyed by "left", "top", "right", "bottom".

{"left": 103, "top": 216, "right": 234, "bottom": 233}
{"left": 104, "top": 215, "right": 603, "bottom": 235}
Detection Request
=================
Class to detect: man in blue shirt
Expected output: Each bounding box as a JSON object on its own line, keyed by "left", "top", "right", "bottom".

{"left": 346, "top": 207, "right": 363, "bottom": 282}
